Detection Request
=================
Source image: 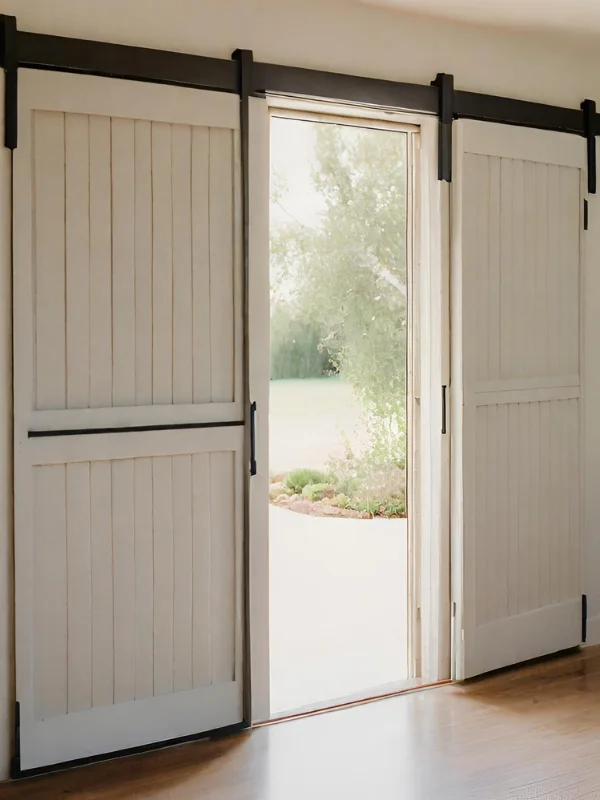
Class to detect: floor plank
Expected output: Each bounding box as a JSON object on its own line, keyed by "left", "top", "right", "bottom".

{"left": 4, "top": 647, "right": 600, "bottom": 799}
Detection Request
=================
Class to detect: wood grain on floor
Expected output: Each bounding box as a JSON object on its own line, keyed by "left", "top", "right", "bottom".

{"left": 4, "top": 647, "right": 600, "bottom": 799}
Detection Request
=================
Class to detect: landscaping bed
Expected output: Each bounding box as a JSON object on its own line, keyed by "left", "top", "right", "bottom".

{"left": 270, "top": 468, "right": 407, "bottom": 519}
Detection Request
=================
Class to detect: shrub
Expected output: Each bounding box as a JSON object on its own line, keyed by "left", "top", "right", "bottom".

{"left": 302, "top": 483, "right": 335, "bottom": 501}
{"left": 279, "top": 466, "right": 407, "bottom": 517}
{"left": 334, "top": 473, "right": 361, "bottom": 497}
{"left": 378, "top": 498, "right": 406, "bottom": 517}
{"left": 358, "top": 498, "right": 380, "bottom": 516}
{"left": 326, "top": 434, "right": 406, "bottom": 515}
{"left": 269, "top": 484, "right": 292, "bottom": 501}
{"left": 284, "top": 468, "right": 330, "bottom": 494}
{"left": 330, "top": 494, "right": 406, "bottom": 518}
{"left": 333, "top": 493, "right": 349, "bottom": 509}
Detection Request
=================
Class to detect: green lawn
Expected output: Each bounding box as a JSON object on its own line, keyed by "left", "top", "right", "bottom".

{"left": 269, "top": 377, "right": 365, "bottom": 475}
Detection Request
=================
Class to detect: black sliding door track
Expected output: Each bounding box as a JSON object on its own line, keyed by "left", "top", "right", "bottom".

{"left": 17, "top": 31, "right": 238, "bottom": 92}
{"left": 2, "top": 17, "right": 597, "bottom": 144}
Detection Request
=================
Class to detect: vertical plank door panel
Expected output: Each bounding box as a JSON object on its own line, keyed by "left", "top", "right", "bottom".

{"left": 152, "top": 122, "right": 174, "bottom": 406}
{"left": 539, "top": 401, "right": 552, "bottom": 610}
{"left": 90, "top": 460, "right": 114, "bottom": 709}
{"left": 192, "top": 453, "right": 212, "bottom": 689}
{"left": 34, "top": 111, "right": 66, "bottom": 411}
{"left": 499, "top": 157, "right": 513, "bottom": 383}
{"left": 487, "top": 156, "right": 501, "bottom": 383}
{"left": 210, "top": 451, "right": 235, "bottom": 684}
{"left": 172, "top": 125, "right": 194, "bottom": 406}
{"left": 173, "top": 454, "right": 193, "bottom": 693}
{"left": 89, "top": 115, "right": 113, "bottom": 409}
{"left": 111, "top": 118, "right": 136, "bottom": 407}
{"left": 34, "top": 465, "right": 67, "bottom": 720}
{"left": 209, "top": 128, "right": 235, "bottom": 403}
{"left": 134, "top": 457, "right": 154, "bottom": 700}
{"left": 134, "top": 120, "right": 154, "bottom": 407}
{"left": 191, "top": 127, "right": 211, "bottom": 405}
{"left": 112, "top": 458, "right": 136, "bottom": 704}
{"left": 153, "top": 456, "right": 174, "bottom": 696}
{"left": 65, "top": 114, "right": 91, "bottom": 410}
{"left": 66, "top": 462, "right": 92, "bottom": 713}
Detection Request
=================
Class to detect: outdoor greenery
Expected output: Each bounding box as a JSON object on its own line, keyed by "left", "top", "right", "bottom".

{"left": 274, "top": 464, "right": 406, "bottom": 517}
{"left": 271, "top": 122, "right": 408, "bottom": 516}
{"left": 333, "top": 495, "right": 406, "bottom": 518}
{"left": 270, "top": 306, "right": 334, "bottom": 379}
{"left": 301, "top": 483, "right": 334, "bottom": 502}
{"left": 284, "top": 468, "right": 330, "bottom": 495}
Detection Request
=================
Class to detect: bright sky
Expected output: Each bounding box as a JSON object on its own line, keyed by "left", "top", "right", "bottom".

{"left": 269, "top": 116, "right": 324, "bottom": 229}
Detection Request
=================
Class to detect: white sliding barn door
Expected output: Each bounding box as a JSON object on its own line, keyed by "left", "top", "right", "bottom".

{"left": 13, "top": 70, "right": 245, "bottom": 770}
{"left": 452, "top": 121, "right": 584, "bottom": 679}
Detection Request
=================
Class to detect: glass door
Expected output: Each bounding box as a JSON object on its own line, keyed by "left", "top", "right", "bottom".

{"left": 268, "top": 111, "right": 415, "bottom": 715}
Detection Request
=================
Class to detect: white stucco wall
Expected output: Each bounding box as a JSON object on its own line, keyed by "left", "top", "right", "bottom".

{"left": 2, "top": 0, "right": 600, "bottom": 780}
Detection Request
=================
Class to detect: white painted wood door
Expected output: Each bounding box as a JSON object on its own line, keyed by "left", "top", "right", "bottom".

{"left": 451, "top": 121, "right": 585, "bottom": 679}
{"left": 13, "top": 70, "right": 245, "bottom": 770}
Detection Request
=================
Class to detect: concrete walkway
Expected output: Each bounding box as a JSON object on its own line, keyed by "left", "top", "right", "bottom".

{"left": 269, "top": 505, "right": 408, "bottom": 714}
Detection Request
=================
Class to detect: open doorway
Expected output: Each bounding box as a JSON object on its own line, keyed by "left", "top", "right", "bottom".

{"left": 268, "top": 111, "right": 417, "bottom": 715}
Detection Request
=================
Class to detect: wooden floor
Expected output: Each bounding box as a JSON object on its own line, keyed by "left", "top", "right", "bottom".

{"left": 4, "top": 647, "right": 600, "bottom": 799}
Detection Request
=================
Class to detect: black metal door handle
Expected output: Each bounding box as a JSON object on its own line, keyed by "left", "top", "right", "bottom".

{"left": 250, "top": 401, "right": 257, "bottom": 476}
{"left": 442, "top": 385, "right": 447, "bottom": 435}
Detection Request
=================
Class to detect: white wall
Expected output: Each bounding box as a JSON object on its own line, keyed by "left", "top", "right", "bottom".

{"left": 2, "top": 0, "right": 600, "bottom": 105}
{"left": 2, "top": 0, "right": 600, "bottom": 780}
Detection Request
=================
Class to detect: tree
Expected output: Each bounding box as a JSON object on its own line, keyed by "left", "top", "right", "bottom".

{"left": 271, "top": 122, "right": 408, "bottom": 484}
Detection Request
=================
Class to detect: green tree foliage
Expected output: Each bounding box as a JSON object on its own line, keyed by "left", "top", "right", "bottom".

{"left": 270, "top": 302, "right": 334, "bottom": 379}
{"left": 270, "top": 167, "right": 334, "bottom": 380}
{"left": 271, "top": 123, "right": 408, "bottom": 471}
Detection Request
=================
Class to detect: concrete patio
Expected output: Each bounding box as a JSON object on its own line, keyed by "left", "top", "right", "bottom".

{"left": 269, "top": 505, "right": 408, "bottom": 714}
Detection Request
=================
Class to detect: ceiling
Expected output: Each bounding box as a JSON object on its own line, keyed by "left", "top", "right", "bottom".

{"left": 360, "top": 0, "right": 600, "bottom": 38}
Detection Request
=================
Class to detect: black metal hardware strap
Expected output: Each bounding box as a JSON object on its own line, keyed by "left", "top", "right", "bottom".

{"left": 28, "top": 421, "right": 244, "bottom": 438}
{"left": 432, "top": 73, "right": 454, "bottom": 182}
{"left": 581, "top": 99, "right": 597, "bottom": 194}
{"left": 1, "top": 15, "right": 17, "bottom": 150}
{"left": 232, "top": 48, "right": 256, "bottom": 483}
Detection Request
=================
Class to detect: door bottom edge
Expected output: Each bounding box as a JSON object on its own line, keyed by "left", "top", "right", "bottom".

{"left": 11, "top": 719, "right": 250, "bottom": 781}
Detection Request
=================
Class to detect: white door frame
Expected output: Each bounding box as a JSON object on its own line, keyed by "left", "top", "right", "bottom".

{"left": 415, "top": 115, "right": 452, "bottom": 684}
{"left": 247, "top": 96, "right": 272, "bottom": 723}
{"left": 0, "top": 70, "right": 14, "bottom": 782}
{"left": 247, "top": 101, "right": 450, "bottom": 722}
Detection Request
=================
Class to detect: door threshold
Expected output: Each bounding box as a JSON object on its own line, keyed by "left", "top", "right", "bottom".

{"left": 256, "top": 679, "right": 451, "bottom": 727}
